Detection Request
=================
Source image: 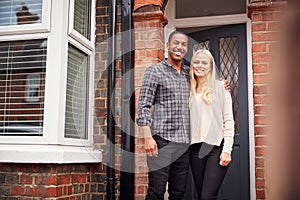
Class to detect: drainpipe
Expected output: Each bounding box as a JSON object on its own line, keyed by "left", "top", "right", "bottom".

{"left": 107, "top": 0, "right": 117, "bottom": 199}
{"left": 120, "top": 0, "right": 135, "bottom": 199}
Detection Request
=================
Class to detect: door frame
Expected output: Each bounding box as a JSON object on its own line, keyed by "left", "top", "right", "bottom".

{"left": 164, "top": 1, "right": 255, "bottom": 200}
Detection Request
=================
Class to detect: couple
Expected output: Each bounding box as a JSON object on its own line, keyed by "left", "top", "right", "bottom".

{"left": 137, "top": 31, "right": 234, "bottom": 200}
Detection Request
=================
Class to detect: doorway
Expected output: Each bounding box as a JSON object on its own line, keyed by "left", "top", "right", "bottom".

{"left": 183, "top": 24, "right": 250, "bottom": 200}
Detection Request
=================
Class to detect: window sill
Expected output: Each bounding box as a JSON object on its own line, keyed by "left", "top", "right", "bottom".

{"left": 0, "top": 144, "right": 102, "bottom": 164}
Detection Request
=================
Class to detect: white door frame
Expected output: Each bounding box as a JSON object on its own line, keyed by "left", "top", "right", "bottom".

{"left": 164, "top": 1, "right": 255, "bottom": 200}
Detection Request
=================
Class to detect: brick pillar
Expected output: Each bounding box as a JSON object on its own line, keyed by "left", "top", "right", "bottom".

{"left": 248, "top": 1, "right": 287, "bottom": 199}
{"left": 133, "top": 1, "right": 167, "bottom": 199}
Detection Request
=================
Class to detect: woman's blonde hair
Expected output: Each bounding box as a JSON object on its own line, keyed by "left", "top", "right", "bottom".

{"left": 190, "top": 49, "right": 218, "bottom": 104}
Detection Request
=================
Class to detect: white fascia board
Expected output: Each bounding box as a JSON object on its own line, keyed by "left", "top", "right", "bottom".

{"left": 175, "top": 14, "right": 248, "bottom": 29}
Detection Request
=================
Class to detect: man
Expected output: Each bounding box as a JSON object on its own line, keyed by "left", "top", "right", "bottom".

{"left": 137, "top": 31, "right": 190, "bottom": 200}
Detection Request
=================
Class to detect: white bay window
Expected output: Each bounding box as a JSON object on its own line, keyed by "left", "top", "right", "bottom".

{"left": 0, "top": 0, "right": 100, "bottom": 163}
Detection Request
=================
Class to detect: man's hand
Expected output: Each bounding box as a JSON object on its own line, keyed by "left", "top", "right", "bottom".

{"left": 219, "top": 152, "right": 231, "bottom": 166}
{"left": 144, "top": 137, "right": 158, "bottom": 157}
{"left": 223, "top": 80, "right": 231, "bottom": 91}
{"left": 140, "top": 126, "right": 158, "bottom": 157}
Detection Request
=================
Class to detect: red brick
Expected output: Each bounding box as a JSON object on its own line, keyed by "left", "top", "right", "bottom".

{"left": 256, "top": 189, "right": 266, "bottom": 199}
{"left": 252, "top": 12, "right": 281, "bottom": 22}
{"left": 253, "top": 63, "right": 268, "bottom": 73}
{"left": 135, "top": 185, "right": 146, "bottom": 194}
{"left": 256, "top": 157, "right": 265, "bottom": 168}
{"left": 136, "top": 166, "right": 148, "bottom": 174}
{"left": 253, "top": 32, "right": 276, "bottom": 42}
{"left": 255, "top": 136, "right": 268, "bottom": 146}
{"left": 12, "top": 185, "right": 25, "bottom": 195}
{"left": 254, "top": 74, "right": 269, "bottom": 84}
{"left": 145, "top": 40, "right": 163, "bottom": 49}
{"left": 135, "top": 175, "right": 148, "bottom": 184}
{"left": 20, "top": 174, "right": 33, "bottom": 184}
{"left": 252, "top": 43, "right": 267, "bottom": 53}
{"left": 255, "top": 147, "right": 267, "bottom": 157}
{"left": 256, "top": 168, "right": 265, "bottom": 178}
{"left": 252, "top": 53, "right": 270, "bottom": 63}
{"left": 56, "top": 186, "right": 63, "bottom": 197}
{"left": 253, "top": 85, "right": 268, "bottom": 94}
{"left": 27, "top": 186, "right": 57, "bottom": 197}
{"left": 252, "top": 23, "right": 267, "bottom": 32}
{"left": 254, "top": 116, "right": 268, "bottom": 125}
{"left": 135, "top": 195, "right": 147, "bottom": 200}
{"left": 57, "top": 175, "right": 71, "bottom": 185}
{"left": 254, "top": 95, "right": 268, "bottom": 104}
{"left": 252, "top": 13, "right": 263, "bottom": 21}
{"left": 254, "top": 105, "right": 268, "bottom": 114}
{"left": 37, "top": 175, "right": 57, "bottom": 185}
{"left": 145, "top": 49, "right": 162, "bottom": 59}
{"left": 68, "top": 185, "right": 73, "bottom": 195}
{"left": 254, "top": 126, "right": 268, "bottom": 136}
{"left": 256, "top": 179, "right": 265, "bottom": 189}
{"left": 71, "top": 174, "right": 87, "bottom": 183}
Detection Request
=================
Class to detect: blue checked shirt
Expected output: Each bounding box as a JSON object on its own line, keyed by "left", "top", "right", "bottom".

{"left": 137, "top": 59, "right": 190, "bottom": 143}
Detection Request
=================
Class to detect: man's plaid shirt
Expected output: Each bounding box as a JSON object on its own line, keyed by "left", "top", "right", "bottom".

{"left": 137, "top": 59, "right": 190, "bottom": 143}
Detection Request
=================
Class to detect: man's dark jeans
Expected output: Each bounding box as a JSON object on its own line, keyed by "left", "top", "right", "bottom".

{"left": 145, "top": 135, "right": 190, "bottom": 200}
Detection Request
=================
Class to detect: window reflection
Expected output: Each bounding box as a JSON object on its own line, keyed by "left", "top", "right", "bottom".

{"left": 0, "top": 1, "right": 42, "bottom": 26}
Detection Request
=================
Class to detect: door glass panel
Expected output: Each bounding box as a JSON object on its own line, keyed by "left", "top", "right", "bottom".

{"left": 219, "top": 37, "right": 239, "bottom": 134}
{"left": 193, "top": 40, "right": 210, "bottom": 53}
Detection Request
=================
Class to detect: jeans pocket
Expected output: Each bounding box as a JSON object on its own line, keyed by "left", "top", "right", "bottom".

{"left": 153, "top": 135, "right": 170, "bottom": 149}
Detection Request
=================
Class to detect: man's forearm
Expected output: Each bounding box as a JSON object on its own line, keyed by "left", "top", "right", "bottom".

{"left": 140, "top": 126, "right": 152, "bottom": 138}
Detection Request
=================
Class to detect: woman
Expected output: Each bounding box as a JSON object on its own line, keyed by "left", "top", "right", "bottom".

{"left": 189, "top": 49, "right": 234, "bottom": 199}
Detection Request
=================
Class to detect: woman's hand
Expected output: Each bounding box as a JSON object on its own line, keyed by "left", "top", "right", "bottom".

{"left": 219, "top": 152, "right": 231, "bottom": 166}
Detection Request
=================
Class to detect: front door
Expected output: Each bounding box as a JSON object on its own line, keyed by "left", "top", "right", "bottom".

{"left": 184, "top": 24, "right": 250, "bottom": 200}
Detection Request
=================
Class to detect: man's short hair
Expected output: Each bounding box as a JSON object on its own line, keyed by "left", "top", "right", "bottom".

{"left": 168, "top": 31, "right": 188, "bottom": 43}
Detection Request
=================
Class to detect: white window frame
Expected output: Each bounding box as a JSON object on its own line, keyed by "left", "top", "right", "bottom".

{"left": 61, "top": 37, "right": 94, "bottom": 147}
{"left": 0, "top": 0, "right": 101, "bottom": 163}
{"left": 0, "top": 0, "right": 51, "bottom": 35}
{"left": 68, "top": 0, "right": 96, "bottom": 51}
{"left": 25, "top": 73, "right": 41, "bottom": 102}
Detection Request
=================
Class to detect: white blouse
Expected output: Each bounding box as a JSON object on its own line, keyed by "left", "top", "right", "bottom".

{"left": 190, "top": 81, "right": 234, "bottom": 153}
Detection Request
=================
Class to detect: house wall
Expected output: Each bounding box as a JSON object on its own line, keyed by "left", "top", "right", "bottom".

{"left": 248, "top": 1, "right": 287, "bottom": 199}
{"left": 0, "top": 0, "right": 121, "bottom": 199}
{"left": 132, "top": 0, "right": 287, "bottom": 199}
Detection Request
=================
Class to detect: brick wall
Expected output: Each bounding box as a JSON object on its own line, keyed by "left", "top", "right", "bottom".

{"left": 133, "top": 2, "right": 166, "bottom": 199}
{"left": 0, "top": 163, "right": 106, "bottom": 200}
{"left": 94, "top": 0, "right": 122, "bottom": 199}
{"left": 248, "top": 1, "right": 287, "bottom": 199}
{"left": 0, "top": 0, "right": 122, "bottom": 199}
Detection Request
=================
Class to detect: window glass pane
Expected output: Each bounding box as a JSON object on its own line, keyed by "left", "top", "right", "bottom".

{"left": 176, "top": 0, "right": 246, "bottom": 18}
{"left": 74, "top": 0, "right": 91, "bottom": 40}
{"left": 65, "top": 45, "right": 89, "bottom": 139}
{"left": 0, "top": 39, "right": 47, "bottom": 136}
{"left": 0, "top": 0, "right": 43, "bottom": 26}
